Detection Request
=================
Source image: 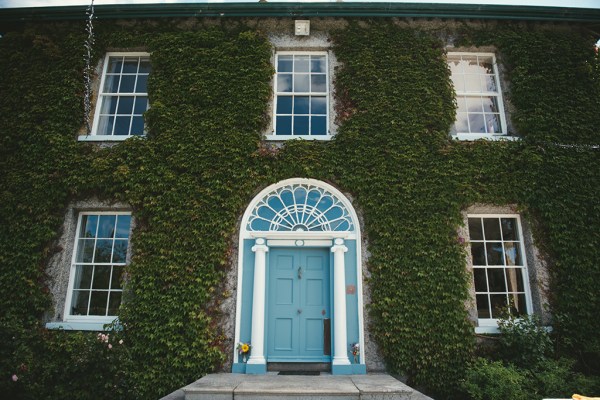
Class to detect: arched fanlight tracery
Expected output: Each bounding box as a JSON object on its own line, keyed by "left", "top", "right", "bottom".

{"left": 246, "top": 183, "right": 354, "bottom": 233}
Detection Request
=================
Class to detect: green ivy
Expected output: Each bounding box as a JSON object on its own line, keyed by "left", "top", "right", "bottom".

{"left": 0, "top": 19, "right": 598, "bottom": 400}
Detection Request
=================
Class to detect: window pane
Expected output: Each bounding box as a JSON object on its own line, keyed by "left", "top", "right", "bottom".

{"left": 294, "top": 74, "right": 309, "bottom": 92}
{"left": 122, "top": 58, "right": 139, "bottom": 73}
{"left": 112, "top": 240, "right": 128, "bottom": 263}
{"left": 278, "top": 55, "right": 293, "bottom": 72}
{"left": 80, "top": 215, "right": 98, "bottom": 238}
{"left": 111, "top": 265, "right": 124, "bottom": 290}
{"left": 501, "top": 218, "right": 519, "bottom": 240}
{"left": 466, "top": 97, "right": 483, "bottom": 113}
{"left": 451, "top": 74, "right": 465, "bottom": 92}
{"left": 487, "top": 268, "right": 506, "bottom": 292}
{"left": 89, "top": 291, "right": 108, "bottom": 316}
{"left": 70, "top": 290, "right": 90, "bottom": 315}
{"left": 107, "top": 57, "right": 123, "bottom": 73}
{"left": 76, "top": 239, "right": 95, "bottom": 263}
{"left": 294, "top": 55, "right": 310, "bottom": 72}
{"left": 483, "top": 218, "right": 501, "bottom": 240}
{"left": 454, "top": 114, "right": 469, "bottom": 133}
{"left": 476, "top": 294, "right": 490, "bottom": 318}
{"left": 293, "top": 96, "right": 309, "bottom": 114}
{"left": 277, "top": 74, "right": 292, "bottom": 92}
{"left": 117, "top": 96, "right": 134, "bottom": 114}
{"left": 311, "top": 56, "right": 326, "bottom": 73}
{"left": 92, "top": 265, "right": 112, "bottom": 289}
{"left": 100, "top": 96, "right": 118, "bottom": 114}
{"left": 464, "top": 74, "right": 481, "bottom": 92}
{"left": 276, "top": 116, "right": 292, "bottom": 135}
{"left": 103, "top": 75, "right": 120, "bottom": 93}
{"left": 490, "top": 294, "right": 508, "bottom": 318}
{"left": 506, "top": 268, "right": 524, "bottom": 292}
{"left": 116, "top": 215, "right": 131, "bottom": 238}
{"left": 471, "top": 242, "right": 486, "bottom": 265}
{"left": 482, "top": 74, "right": 497, "bottom": 92}
{"left": 73, "top": 265, "right": 93, "bottom": 289}
{"left": 468, "top": 113, "right": 486, "bottom": 133}
{"left": 108, "top": 292, "right": 122, "bottom": 316}
{"left": 135, "top": 74, "right": 148, "bottom": 93}
{"left": 119, "top": 75, "right": 136, "bottom": 93}
{"left": 114, "top": 116, "right": 132, "bottom": 136}
{"left": 293, "top": 116, "right": 309, "bottom": 135}
{"left": 138, "top": 59, "right": 151, "bottom": 73}
{"left": 94, "top": 239, "right": 113, "bottom": 263}
{"left": 485, "top": 114, "right": 501, "bottom": 134}
{"left": 456, "top": 96, "right": 467, "bottom": 112}
{"left": 276, "top": 96, "right": 293, "bottom": 114}
{"left": 504, "top": 242, "right": 522, "bottom": 266}
{"left": 486, "top": 242, "right": 504, "bottom": 265}
{"left": 311, "top": 74, "right": 326, "bottom": 92}
{"left": 510, "top": 293, "right": 527, "bottom": 316}
{"left": 98, "top": 215, "right": 116, "bottom": 238}
{"left": 468, "top": 218, "right": 483, "bottom": 240}
{"left": 482, "top": 97, "right": 499, "bottom": 113}
{"left": 134, "top": 97, "right": 148, "bottom": 114}
{"left": 474, "top": 268, "right": 487, "bottom": 292}
{"left": 97, "top": 116, "right": 114, "bottom": 135}
{"left": 311, "top": 97, "right": 327, "bottom": 115}
{"left": 311, "top": 116, "right": 327, "bottom": 135}
{"left": 130, "top": 116, "right": 145, "bottom": 136}
{"left": 479, "top": 57, "right": 494, "bottom": 74}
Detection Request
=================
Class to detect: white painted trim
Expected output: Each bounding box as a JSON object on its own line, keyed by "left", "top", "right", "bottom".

{"left": 234, "top": 178, "right": 365, "bottom": 367}
{"left": 78, "top": 134, "right": 145, "bottom": 142}
{"left": 467, "top": 213, "right": 534, "bottom": 328}
{"left": 46, "top": 321, "right": 111, "bottom": 331}
{"left": 265, "top": 135, "right": 332, "bottom": 141}
{"left": 267, "top": 239, "right": 333, "bottom": 247}
{"left": 89, "top": 52, "right": 150, "bottom": 140}
{"left": 448, "top": 52, "right": 508, "bottom": 138}
{"left": 63, "top": 211, "right": 132, "bottom": 324}
{"left": 271, "top": 51, "right": 331, "bottom": 140}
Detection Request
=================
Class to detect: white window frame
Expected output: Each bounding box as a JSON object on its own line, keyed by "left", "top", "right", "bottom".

{"left": 448, "top": 52, "right": 513, "bottom": 141}
{"left": 59, "top": 211, "right": 132, "bottom": 330}
{"left": 467, "top": 213, "right": 533, "bottom": 333}
{"left": 267, "top": 51, "right": 330, "bottom": 141}
{"left": 79, "top": 52, "right": 150, "bottom": 142}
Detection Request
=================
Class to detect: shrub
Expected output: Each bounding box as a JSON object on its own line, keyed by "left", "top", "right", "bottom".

{"left": 497, "top": 313, "right": 553, "bottom": 368}
{"left": 462, "top": 358, "right": 531, "bottom": 400}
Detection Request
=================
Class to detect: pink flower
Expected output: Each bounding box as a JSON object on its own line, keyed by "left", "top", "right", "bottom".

{"left": 108, "top": 344, "right": 113, "bottom": 349}
{"left": 11, "top": 375, "right": 18, "bottom": 382}
{"left": 119, "top": 339, "right": 123, "bottom": 345}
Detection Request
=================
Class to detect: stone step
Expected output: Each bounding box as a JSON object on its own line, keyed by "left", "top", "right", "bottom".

{"left": 178, "top": 373, "right": 434, "bottom": 400}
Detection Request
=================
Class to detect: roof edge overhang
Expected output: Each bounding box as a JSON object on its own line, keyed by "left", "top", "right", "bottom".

{"left": 1, "top": 2, "right": 600, "bottom": 23}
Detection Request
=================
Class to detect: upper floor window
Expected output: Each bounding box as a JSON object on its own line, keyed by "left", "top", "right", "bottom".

{"left": 448, "top": 53, "right": 508, "bottom": 140}
{"left": 467, "top": 214, "right": 532, "bottom": 330}
{"left": 64, "top": 212, "right": 132, "bottom": 324}
{"left": 270, "top": 52, "right": 329, "bottom": 140}
{"left": 81, "top": 52, "right": 150, "bottom": 141}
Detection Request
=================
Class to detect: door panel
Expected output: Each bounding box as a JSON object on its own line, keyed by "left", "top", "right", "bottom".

{"left": 267, "top": 248, "right": 331, "bottom": 362}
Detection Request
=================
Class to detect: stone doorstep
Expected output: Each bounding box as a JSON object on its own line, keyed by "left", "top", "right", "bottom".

{"left": 181, "top": 373, "right": 434, "bottom": 400}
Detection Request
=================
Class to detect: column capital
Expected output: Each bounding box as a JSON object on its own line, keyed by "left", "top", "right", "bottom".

{"left": 252, "top": 238, "right": 269, "bottom": 253}
{"left": 331, "top": 238, "right": 348, "bottom": 253}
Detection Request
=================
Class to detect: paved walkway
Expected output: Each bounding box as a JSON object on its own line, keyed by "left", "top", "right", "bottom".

{"left": 163, "top": 373, "right": 433, "bottom": 400}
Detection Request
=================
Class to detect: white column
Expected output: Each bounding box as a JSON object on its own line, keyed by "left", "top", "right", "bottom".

{"left": 247, "top": 238, "right": 268, "bottom": 365}
{"left": 331, "top": 238, "right": 351, "bottom": 366}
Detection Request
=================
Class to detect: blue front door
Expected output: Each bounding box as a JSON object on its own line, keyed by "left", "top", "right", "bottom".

{"left": 267, "top": 248, "right": 331, "bottom": 362}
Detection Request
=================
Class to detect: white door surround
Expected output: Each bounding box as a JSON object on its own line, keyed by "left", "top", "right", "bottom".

{"left": 234, "top": 178, "right": 365, "bottom": 374}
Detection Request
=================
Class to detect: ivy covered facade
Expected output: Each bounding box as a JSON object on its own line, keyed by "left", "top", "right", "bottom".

{"left": 0, "top": 3, "right": 599, "bottom": 399}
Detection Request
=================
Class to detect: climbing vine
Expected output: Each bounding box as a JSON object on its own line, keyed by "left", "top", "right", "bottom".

{"left": 0, "top": 17, "right": 598, "bottom": 400}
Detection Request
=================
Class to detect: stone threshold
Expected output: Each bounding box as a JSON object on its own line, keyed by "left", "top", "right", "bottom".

{"left": 162, "top": 373, "right": 434, "bottom": 400}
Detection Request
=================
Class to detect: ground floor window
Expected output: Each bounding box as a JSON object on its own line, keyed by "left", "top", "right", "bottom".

{"left": 467, "top": 214, "right": 532, "bottom": 327}
{"left": 65, "top": 212, "right": 132, "bottom": 321}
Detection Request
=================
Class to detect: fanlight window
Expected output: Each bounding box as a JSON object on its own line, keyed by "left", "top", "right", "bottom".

{"left": 247, "top": 183, "right": 354, "bottom": 232}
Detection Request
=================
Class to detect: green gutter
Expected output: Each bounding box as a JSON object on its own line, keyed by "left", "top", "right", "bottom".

{"left": 1, "top": 2, "right": 600, "bottom": 24}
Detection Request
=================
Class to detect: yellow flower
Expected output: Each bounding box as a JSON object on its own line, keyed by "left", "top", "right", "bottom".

{"left": 241, "top": 343, "right": 250, "bottom": 353}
